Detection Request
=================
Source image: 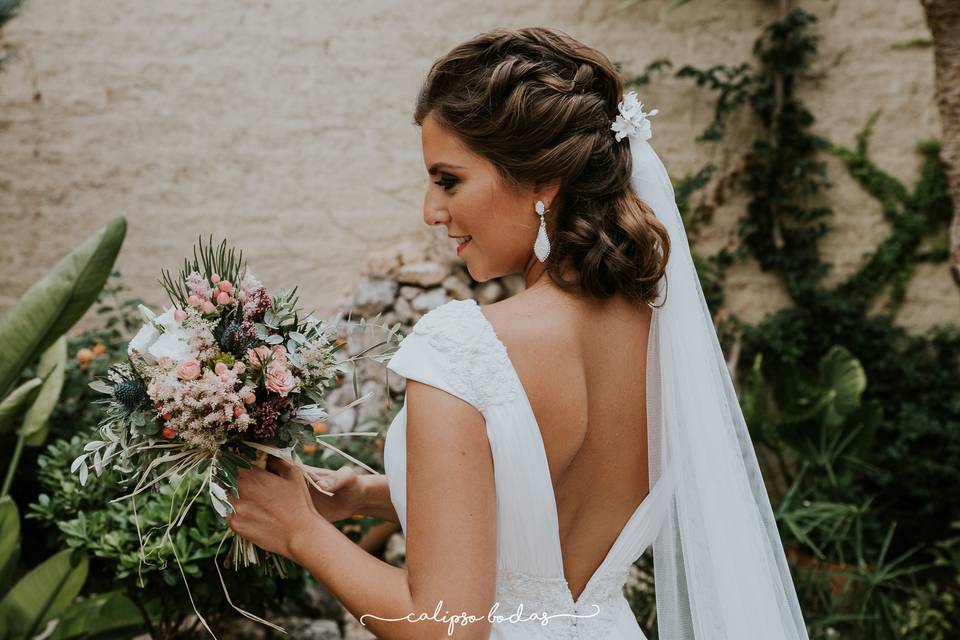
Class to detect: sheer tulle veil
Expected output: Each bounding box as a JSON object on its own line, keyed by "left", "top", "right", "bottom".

{"left": 615, "top": 92, "right": 810, "bottom": 639}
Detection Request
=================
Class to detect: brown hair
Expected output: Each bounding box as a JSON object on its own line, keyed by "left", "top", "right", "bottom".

{"left": 414, "top": 26, "right": 670, "bottom": 307}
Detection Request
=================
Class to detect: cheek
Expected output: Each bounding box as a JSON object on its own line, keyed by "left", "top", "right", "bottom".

{"left": 454, "top": 184, "right": 520, "bottom": 241}
{"left": 449, "top": 187, "right": 488, "bottom": 231}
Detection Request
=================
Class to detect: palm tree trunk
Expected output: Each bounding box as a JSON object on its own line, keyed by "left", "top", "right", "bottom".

{"left": 920, "top": 0, "right": 960, "bottom": 286}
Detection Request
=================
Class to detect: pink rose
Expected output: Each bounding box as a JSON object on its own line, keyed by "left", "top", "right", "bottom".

{"left": 218, "top": 281, "right": 233, "bottom": 293}
{"left": 201, "top": 301, "right": 217, "bottom": 315}
{"left": 216, "top": 291, "right": 231, "bottom": 305}
{"left": 265, "top": 364, "right": 296, "bottom": 397}
{"left": 233, "top": 361, "right": 246, "bottom": 375}
{"left": 211, "top": 273, "right": 221, "bottom": 284}
{"left": 246, "top": 345, "right": 272, "bottom": 367}
{"left": 242, "top": 391, "right": 256, "bottom": 404}
{"left": 173, "top": 309, "right": 187, "bottom": 322}
{"left": 234, "top": 405, "right": 246, "bottom": 418}
{"left": 270, "top": 345, "right": 288, "bottom": 365}
{"left": 187, "top": 295, "right": 203, "bottom": 307}
{"left": 176, "top": 358, "right": 202, "bottom": 380}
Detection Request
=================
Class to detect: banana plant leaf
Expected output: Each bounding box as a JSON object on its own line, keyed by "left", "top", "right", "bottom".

{"left": 0, "top": 380, "right": 41, "bottom": 437}
{"left": 0, "top": 498, "right": 19, "bottom": 595}
{"left": 0, "top": 548, "right": 88, "bottom": 639}
{"left": 22, "top": 337, "right": 67, "bottom": 447}
{"left": 0, "top": 216, "right": 125, "bottom": 401}
{"left": 47, "top": 590, "right": 143, "bottom": 640}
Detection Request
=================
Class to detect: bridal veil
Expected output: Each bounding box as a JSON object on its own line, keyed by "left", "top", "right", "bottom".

{"left": 620, "top": 93, "right": 810, "bottom": 639}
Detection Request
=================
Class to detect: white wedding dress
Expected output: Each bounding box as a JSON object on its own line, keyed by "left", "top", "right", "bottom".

{"left": 383, "top": 297, "right": 675, "bottom": 639}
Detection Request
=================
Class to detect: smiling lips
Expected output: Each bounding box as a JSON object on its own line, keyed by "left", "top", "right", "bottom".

{"left": 452, "top": 235, "right": 472, "bottom": 253}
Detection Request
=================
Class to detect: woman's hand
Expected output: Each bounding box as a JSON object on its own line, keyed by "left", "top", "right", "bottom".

{"left": 227, "top": 456, "right": 320, "bottom": 560}
{"left": 303, "top": 464, "right": 367, "bottom": 523}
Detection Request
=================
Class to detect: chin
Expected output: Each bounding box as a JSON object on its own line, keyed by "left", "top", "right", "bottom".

{"left": 463, "top": 260, "right": 491, "bottom": 283}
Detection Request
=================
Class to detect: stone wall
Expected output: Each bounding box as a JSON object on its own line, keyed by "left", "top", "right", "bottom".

{"left": 0, "top": 0, "right": 952, "bottom": 335}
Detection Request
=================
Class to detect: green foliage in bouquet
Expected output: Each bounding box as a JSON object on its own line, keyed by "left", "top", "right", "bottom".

{"left": 158, "top": 236, "right": 249, "bottom": 311}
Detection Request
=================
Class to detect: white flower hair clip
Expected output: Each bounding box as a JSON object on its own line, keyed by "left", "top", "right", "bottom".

{"left": 610, "top": 91, "right": 659, "bottom": 143}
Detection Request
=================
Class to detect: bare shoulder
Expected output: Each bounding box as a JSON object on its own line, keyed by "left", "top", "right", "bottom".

{"left": 477, "top": 290, "right": 582, "bottom": 360}
{"left": 478, "top": 290, "right": 589, "bottom": 451}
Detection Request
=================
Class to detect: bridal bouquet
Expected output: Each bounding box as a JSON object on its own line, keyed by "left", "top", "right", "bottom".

{"left": 70, "top": 237, "right": 391, "bottom": 626}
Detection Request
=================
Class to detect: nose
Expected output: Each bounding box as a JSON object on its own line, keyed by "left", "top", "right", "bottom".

{"left": 423, "top": 187, "right": 451, "bottom": 227}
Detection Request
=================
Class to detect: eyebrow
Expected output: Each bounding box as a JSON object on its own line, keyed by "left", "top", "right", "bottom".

{"left": 428, "top": 162, "right": 465, "bottom": 175}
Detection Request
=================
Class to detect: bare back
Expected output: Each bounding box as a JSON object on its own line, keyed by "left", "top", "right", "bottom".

{"left": 480, "top": 286, "right": 652, "bottom": 602}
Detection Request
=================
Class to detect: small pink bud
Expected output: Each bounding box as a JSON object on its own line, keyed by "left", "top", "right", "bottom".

{"left": 210, "top": 273, "right": 221, "bottom": 284}
{"left": 219, "top": 281, "right": 233, "bottom": 293}
{"left": 216, "top": 291, "right": 231, "bottom": 305}
{"left": 173, "top": 309, "right": 187, "bottom": 322}
{"left": 234, "top": 405, "right": 247, "bottom": 418}
{"left": 214, "top": 362, "right": 229, "bottom": 374}
{"left": 242, "top": 391, "right": 256, "bottom": 404}
{"left": 187, "top": 294, "right": 203, "bottom": 307}
{"left": 233, "top": 361, "right": 246, "bottom": 374}
{"left": 201, "top": 301, "right": 217, "bottom": 314}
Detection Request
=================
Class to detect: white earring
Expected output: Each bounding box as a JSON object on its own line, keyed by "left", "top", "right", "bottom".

{"left": 534, "top": 200, "right": 551, "bottom": 262}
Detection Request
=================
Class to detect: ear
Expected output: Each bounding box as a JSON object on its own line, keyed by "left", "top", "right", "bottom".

{"left": 532, "top": 180, "right": 562, "bottom": 211}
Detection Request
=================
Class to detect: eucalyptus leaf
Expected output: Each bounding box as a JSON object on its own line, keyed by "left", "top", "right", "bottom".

{"left": 87, "top": 379, "right": 114, "bottom": 395}
{"left": 208, "top": 482, "right": 231, "bottom": 518}
{"left": 69, "top": 456, "right": 87, "bottom": 474}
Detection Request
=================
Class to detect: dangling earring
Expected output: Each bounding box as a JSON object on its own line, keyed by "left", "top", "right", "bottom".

{"left": 534, "top": 200, "right": 551, "bottom": 262}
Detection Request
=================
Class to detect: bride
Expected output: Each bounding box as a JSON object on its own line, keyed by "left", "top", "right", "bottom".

{"left": 227, "top": 27, "right": 810, "bottom": 640}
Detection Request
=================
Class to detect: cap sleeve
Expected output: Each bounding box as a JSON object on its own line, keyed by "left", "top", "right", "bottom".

{"left": 385, "top": 298, "right": 522, "bottom": 414}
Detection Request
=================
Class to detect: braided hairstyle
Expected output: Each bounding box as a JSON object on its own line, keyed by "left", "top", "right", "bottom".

{"left": 413, "top": 26, "right": 670, "bottom": 307}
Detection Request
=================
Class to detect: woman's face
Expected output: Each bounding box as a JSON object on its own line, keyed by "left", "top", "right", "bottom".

{"left": 420, "top": 113, "right": 558, "bottom": 283}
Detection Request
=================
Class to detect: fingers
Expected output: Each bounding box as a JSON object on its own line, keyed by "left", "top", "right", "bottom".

{"left": 313, "top": 465, "right": 356, "bottom": 491}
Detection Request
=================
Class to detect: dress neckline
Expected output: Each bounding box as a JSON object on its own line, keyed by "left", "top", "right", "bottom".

{"left": 465, "top": 297, "right": 665, "bottom": 606}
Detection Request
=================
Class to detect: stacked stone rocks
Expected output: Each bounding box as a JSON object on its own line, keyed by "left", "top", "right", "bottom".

{"left": 321, "top": 236, "right": 525, "bottom": 436}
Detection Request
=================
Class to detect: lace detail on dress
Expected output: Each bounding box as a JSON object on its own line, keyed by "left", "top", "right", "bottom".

{"left": 407, "top": 298, "right": 521, "bottom": 412}
{"left": 493, "top": 567, "right": 629, "bottom": 639}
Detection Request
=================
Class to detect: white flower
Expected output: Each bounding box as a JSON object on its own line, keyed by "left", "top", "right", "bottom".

{"left": 610, "top": 91, "right": 659, "bottom": 142}
{"left": 128, "top": 306, "right": 195, "bottom": 362}
{"left": 291, "top": 404, "right": 329, "bottom": 424}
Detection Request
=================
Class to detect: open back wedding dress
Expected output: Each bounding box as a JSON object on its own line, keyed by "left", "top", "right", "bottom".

{"left": 381, "top": 94, "right": 809, "bottom": 640}
{"left": 384, "top": 296, "right": 672, "bottom": 639}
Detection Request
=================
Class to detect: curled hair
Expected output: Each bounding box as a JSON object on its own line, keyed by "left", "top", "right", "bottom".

{"left": 414, "top": 26, "right": 670, "bottom": 307}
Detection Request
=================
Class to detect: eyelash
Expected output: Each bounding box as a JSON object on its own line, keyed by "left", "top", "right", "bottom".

{"left": 434, "top": 175, "right": 458, "bottom": 191}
